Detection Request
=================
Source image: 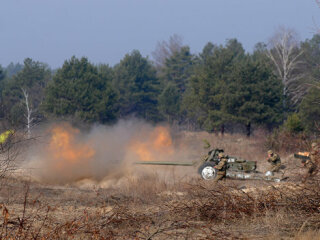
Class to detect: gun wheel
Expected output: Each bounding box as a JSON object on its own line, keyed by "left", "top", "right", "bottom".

{"left": 199, "top": 162, "right": 217, "bottom": 180}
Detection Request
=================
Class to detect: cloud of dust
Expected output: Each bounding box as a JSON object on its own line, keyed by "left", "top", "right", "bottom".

{"left": 24, "top": 119, "right": 201, "bottom": 184}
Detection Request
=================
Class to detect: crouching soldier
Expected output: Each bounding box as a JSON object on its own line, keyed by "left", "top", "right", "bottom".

{"left": 0, "top": 130, "right": 14, "bottom": 151}
{"left": 266, "top": 150, "right": 281, "bottom": 173}
{"left": 303, "top": 142, "right": 319, "bottom": 181}
{"left": 214, "top": 153, "right": 228, "bottom": 182}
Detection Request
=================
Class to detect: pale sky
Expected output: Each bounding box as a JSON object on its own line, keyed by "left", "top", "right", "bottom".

{"left": 0, "top": 0, "right": 319, "bottom": 68}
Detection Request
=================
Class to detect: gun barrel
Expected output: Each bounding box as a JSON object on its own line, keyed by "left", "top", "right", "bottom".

{"left": 134, "top": 161, "right": 195, "bottom": 166}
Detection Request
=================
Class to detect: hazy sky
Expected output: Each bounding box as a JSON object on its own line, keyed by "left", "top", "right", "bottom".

{"left": 0, "top": 0, "right": 319, "bottom": 68}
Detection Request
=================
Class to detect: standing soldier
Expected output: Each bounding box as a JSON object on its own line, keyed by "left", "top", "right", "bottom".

{"left": 310, "top": 142, "right": 319, "bottom": 165}
{"left": 303, "top": 142, "right": 319, "bottom": 181}
{"left": 214, "top": 153, "right": 228, "bottom": 182}
{"left": 266, "top": 150, "right": 281, "bottom": 173}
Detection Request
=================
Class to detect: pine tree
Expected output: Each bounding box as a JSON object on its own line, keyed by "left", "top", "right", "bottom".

{"left": 2, "top": 58, "right": 51, "bottom": 127}
{"left": 158, "top": 83, "right": 180, "bottom": 123}
{"left": 113, "top": 50, "right": 160, "bottom": 122}
{"left": 43, "top": 56, "right": 118, "bottom": 123}
{"left": 163, "top": 46, "right": 194, "bottom": 93}
{"left": 299, "top": 87, "right": 320, "bottom": 132}
{"left": 185, "top": 40, "right": 283, "bottom": 132}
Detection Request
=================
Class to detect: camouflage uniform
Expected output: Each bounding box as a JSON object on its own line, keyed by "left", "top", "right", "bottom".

{"left": 214, "top": 153, "right": 228, "bottom": 182}
{"left": 0, "top": 130, "right": 14, "bottom": 151}
{"left": 304, "top": 143, "right": 319, "bottom": 179}
{"left": 267, "top": 150, "right": 281, "bottom": 173}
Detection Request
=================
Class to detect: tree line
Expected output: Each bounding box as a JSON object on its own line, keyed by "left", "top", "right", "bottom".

{"left": 0, "top": 29, "right": 320, "bottom": 135}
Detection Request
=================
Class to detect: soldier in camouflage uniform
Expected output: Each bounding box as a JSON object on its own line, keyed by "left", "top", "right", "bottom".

{"left": 310, "top": 142, "right": 319, "bottom": 164}
{"left": 214, "top": 153, "right": 228, "bottom": 182}
{"left": 303, "top": 142, "right": 319, "bottom": 181}
{"left": 266, "top": 150, "right": 281, "bottom": 173}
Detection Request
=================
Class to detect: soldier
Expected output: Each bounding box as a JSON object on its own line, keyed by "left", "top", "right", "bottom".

{"left": 310, "top": 142, "right": 319, "bottom": 164}
{"left": 303, "top": 142, "right": 319, "bottom": 181}
{"left": 214, "top": 153, "right": 228, "bottom": 182}
{"left": 266, "top": 150, "right": 281, "bottom": 173}
{"left": 0, "top": 130, "right": 14, "bottom": 151}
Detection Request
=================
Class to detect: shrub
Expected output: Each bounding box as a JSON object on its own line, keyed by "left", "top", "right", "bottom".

{"left": 283, "top": 113, "right": 304, "bottom": 134}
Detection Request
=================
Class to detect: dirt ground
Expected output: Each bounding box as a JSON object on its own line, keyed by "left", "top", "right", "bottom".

{"left": 0, "top": 165, "right": 319, "bottom": 239}
{"left": 0, "top": 129, "right": 319, "bottom": 239}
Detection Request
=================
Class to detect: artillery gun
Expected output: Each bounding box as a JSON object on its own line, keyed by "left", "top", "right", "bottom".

{"left": 135, "top": 148, "right": 284, "bottom": 182}
{"left": 198, "top": 148, "right": 256, "bottom": 180}
{"left": 197, "top": 148, "right": 284, "bottom": 181}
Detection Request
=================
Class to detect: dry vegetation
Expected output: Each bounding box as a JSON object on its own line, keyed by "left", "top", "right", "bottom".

{"left": 0, "top": 129, "right": 318, "bottom": 239}
{"left": 0, "top": 175, "right": 320, "bottom": 239}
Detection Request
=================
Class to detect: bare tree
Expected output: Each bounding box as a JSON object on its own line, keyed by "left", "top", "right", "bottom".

{"left": 151, "top": 34, "right": 183, "bottom": 69}
{"left": 21, "top": 88, "right": 34, "bottom": 139}
{"left": 266, "top": 27, "right": 305, "bottom": 108}
{"left": 312, "top": 1, "right": 320, "bottom": 33}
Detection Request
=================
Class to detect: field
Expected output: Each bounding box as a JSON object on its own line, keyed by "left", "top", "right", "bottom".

{"left": 0, "top": 124, "right": 319, "bottom": 239}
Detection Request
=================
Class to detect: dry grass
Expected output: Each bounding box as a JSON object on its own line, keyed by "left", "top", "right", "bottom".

{"left": 265, "top": 130, "right": 312, "bottom": 155}
{"left": 0, "top": 174, "right": 319, "bottom": 239}
{"left": 294, "top": 230, "right": 320, "bottom": 240}
{"left": 0, "top": 130, "right": 317, "bottom": 239}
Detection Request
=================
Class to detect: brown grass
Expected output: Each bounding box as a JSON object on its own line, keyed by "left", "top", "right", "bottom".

{"left": 0, "top": 174, "right": 319, "bottom": 239}
{"left": 0, "top": 130, "right": 317, "bottom": 239}
{"left": 265, "top": 129, "right": 312, "bottom": 155}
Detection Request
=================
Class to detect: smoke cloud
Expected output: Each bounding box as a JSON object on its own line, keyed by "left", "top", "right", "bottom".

{"left": 24, "top": 119, "right": 200, "bottom": 184}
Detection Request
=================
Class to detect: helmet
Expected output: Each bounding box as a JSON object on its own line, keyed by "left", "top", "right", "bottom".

{"left": 267, "top": 150, "right": 273, "bottom": 155}
{"left": 265, "top": 171, "right": 274, "bottom": 177}
{"left": 312, "top": 142, "right": 318, "bottom": 148}
{"left": 218, "top": 153, "right": 224, "bottom": 158}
